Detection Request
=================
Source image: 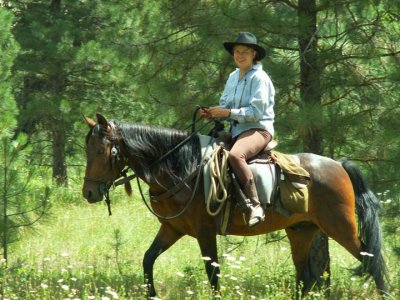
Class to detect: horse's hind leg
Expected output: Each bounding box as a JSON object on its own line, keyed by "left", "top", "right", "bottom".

{"left": 143, "top": 224, "right": 183, "bottom": 298}
{"left": 286, "top": 223, "right": 331, "bottom": 299}
{"left": 321, "top": 215, "right": 387, "bottom": 294}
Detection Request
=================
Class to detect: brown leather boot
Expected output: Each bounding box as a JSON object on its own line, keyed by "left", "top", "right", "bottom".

{"left": 243, "top": 178, "right": 265, "bottom": 227}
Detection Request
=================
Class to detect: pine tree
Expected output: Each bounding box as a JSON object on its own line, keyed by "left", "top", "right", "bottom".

{"left": 0, "top": 7, "right": 19, "bottom": 137}
{"left": 0, "top": 6, "right": 50, "bottom": 263}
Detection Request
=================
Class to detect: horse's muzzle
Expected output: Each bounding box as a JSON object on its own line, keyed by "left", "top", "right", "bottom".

{"left": 82, "top": 186, "right": 104, "bottom": 203}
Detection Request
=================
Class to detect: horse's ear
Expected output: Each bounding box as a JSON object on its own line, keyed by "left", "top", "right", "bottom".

{"left": 96, "top": 113, "right": 108, "bottom": 129}
{"left": 83, "top": 115, "right": 96, "bottom": 128}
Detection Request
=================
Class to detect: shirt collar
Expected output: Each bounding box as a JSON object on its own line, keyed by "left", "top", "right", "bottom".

{"left": 235, "top": 64, "right": 262, "bottom": 79}
{"left": 252, "top": 64, "right": 262, "bottom": 71}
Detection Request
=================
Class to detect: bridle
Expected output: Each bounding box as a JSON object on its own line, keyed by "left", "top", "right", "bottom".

{"left": 84, "top": 115, "right": 214, "bottom": 219}
{"left": 84, "top": 121, "right": 129, "bottom": 215}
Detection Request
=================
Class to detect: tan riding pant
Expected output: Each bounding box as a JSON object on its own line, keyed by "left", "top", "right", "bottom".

{"left": 229, "top": 129, "right": 272, "bottom": 187}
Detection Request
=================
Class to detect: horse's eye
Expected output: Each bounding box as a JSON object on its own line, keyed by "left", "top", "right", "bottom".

{"left": 98, "top": 148, "right": 105, "bottom": 155}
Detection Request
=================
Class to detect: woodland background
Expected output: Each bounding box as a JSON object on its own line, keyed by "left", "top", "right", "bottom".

{"left": 0, "top": 0, "right": 399, "bottom": 299}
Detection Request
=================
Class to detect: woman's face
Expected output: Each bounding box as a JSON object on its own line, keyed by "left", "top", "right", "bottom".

{"left": 233, "top": 45, "right": 256, "bottom": 71}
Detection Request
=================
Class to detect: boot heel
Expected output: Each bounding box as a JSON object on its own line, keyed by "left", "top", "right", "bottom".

{"left": 248, "top": 205, "right": 265, "bottom": 227}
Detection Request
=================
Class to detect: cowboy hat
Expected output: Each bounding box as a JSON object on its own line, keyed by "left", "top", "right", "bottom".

{"left": 223, "top": 32, "right": 266, "bottom": 61}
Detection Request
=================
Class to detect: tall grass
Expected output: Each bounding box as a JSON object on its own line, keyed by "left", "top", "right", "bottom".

{"left": 1, "top": 187, "right": 398, "bottom": 299}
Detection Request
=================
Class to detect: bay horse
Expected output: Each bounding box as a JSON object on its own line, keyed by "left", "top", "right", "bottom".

{"left": 82, "top": 113, "right": 388, "bottom": 298}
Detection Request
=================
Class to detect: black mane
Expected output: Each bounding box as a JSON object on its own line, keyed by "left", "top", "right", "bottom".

{"left": 114, "top": 121, "right": 201, "bottom": 183}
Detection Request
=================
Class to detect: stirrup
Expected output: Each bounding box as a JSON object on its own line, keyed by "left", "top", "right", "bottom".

{"left": 248, "top": 205, "right": 265, "bottom": 227}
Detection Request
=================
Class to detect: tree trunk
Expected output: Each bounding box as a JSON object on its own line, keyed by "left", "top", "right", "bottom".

{"left": 52, "top": 126, "right": 67, "bottom": 186}
{"left": 49, "top": 0, "right": 68, "bottom": 186}
{"left": 297, "top": 0, "right": 330, "bottom": 295}
{"left": 298, "top": 0, "right": 323, "bottom": 155}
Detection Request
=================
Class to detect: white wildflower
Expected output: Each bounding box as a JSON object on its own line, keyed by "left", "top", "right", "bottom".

{"left": 106, "top": 290, "right": 118, "bottom": 299}
{"left": 231, "top": 265, "right": 241, "bottom": 269}
{"left": 360, "top": 251, "right": 374, "bottom": 257}
{"left": 41, "top": 283, "right": 49, "bottom": 289}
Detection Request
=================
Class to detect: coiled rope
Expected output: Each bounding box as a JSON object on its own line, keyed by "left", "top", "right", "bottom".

{"left": 206, "top": 146, "right": 230, "bottom": 216}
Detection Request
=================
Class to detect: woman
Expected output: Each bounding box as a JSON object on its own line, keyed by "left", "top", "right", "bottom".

{"left": 200, "top": 32, "right": 275, "bottom": 227}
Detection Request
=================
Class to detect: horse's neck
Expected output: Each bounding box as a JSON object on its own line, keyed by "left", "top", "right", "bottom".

{"left": 125, "top": 154, "right": 174, "bottom": 193}
{"left": 119, "top": 129, "right": 198, "bottom": 192}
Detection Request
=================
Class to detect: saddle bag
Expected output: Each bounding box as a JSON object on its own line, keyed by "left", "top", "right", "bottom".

{"left": 278, "top": 170, "right": 309, "bottom": 213}
{"left": 271, "top": 151, "right": 310, "bottom": 214}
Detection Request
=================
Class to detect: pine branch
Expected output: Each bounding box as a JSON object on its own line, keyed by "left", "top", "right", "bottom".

{"left": 6, "top": 202, "right": 48, "bottom": 218}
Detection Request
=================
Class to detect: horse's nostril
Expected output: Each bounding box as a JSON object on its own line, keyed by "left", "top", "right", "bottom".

{"left": 87, "top": 190, "right": 93, "bottom": 199}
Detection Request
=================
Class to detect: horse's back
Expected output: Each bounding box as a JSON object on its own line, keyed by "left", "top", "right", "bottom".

{"left": 296, "top": 153, "right": 349, "bottom": 186}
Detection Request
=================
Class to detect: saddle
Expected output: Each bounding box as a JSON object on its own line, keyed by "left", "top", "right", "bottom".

{"left": 199, "top": 134, "right": 310, "bottom": 234}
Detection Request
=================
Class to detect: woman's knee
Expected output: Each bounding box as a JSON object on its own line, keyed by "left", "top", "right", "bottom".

{"left": 228, "top": 150, "right": 245, "bottom": 164}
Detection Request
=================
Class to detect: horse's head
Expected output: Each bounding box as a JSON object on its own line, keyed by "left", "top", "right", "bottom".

{"left": 82, "top": 113, "right": 125, "bottom": 203}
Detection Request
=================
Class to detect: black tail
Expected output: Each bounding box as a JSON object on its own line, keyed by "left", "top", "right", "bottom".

{"left": 339, "top": 158, "right": 388, "bottom": 294}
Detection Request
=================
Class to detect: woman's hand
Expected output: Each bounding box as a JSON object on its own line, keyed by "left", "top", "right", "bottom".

{"left": 199, "top": 107, "right": 230, "bottom": 119}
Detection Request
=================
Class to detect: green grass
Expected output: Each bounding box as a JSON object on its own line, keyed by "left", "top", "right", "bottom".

{"left": 1, "top": 188, "right": 399, "bottom": 299}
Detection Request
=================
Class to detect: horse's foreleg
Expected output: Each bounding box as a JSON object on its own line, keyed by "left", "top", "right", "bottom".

{"left": 285, "top": 223, "right": 330, "bottom": 299}
{"left": 143, "top": 224, "right": 183, "bottom": 298}
{"left": 197, "top": 232, "right": 219, "bottom": 294}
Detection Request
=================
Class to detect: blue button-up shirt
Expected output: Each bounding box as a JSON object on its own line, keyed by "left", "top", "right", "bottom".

{"left": 219, "top": 64, "right": 275, "bottom": 138}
